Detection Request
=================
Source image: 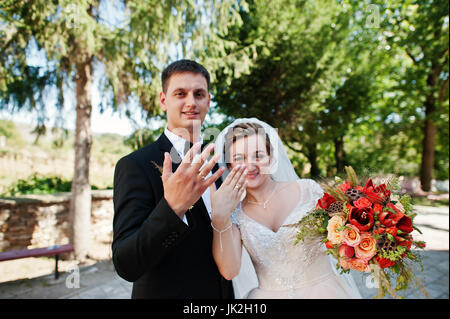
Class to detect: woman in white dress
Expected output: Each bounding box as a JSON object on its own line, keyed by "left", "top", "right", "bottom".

{"left": 210, "top": 118, "right": 361, "bottom": 299}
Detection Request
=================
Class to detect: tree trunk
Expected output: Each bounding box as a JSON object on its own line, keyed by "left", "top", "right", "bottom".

{"left": 419, "top": 99, "right": 436, "bottom": 192}
{"left": 70, "top": 55, "right": 93, "bottom": 262}
{"left": 334, "top": 136, "right": 346, "bottom": 174}
{"left": 419, "top": 64, "right": 439, "bottom": 192}
{"left": 306, "top": 143, "right": 320, "bottom": 178}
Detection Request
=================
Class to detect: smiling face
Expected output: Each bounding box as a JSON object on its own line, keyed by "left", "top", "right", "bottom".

{"left": 160, "top": 72, "right": 210, "bottom": 138}
{"left": 228, "top": 133, "right": 272, "bottom": 189}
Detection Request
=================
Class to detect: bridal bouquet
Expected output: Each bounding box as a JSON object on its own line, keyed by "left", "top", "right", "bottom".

{"left": 291, "top": 166, "right": 428, "bottom": 298}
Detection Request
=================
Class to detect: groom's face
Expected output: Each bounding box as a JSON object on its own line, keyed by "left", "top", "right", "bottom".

{"left": 160, "top": 72, "right": 211, "bottom": 135}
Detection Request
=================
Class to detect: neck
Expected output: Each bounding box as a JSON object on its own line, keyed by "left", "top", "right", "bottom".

{"left": 245, "top": 177, "right": 277, "bottom": 203}
{"left": 168, "top": 124, "right": 202, "bottom": 143}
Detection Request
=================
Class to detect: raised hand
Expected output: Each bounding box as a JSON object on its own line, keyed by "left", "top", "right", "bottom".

{"left": 162, "top": 142, "right": 225, "bottom": 218}
{"left": 210, "top": 164, "right": 248, "bottom": 226}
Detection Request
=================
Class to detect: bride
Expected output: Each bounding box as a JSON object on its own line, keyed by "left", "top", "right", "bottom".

{"left": 210, "top": 118, "right": 361, "bottom": 299}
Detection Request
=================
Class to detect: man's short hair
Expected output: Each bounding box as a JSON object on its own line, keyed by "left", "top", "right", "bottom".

{"left": 161, "top": 59, "right": 210, "bottom": 93}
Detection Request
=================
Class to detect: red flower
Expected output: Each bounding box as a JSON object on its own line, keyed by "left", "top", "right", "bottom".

{"left": 353, "top": 197, "right": 372, "bottom": 209}
{"left": 416, "top": 241, "right": 426, "bottom": 248}
{"left": 339, "top": 181, "right": 351, "bottom": 193}
{"left": 325, "top": 241, "right": 334, "bottom": 249}
{"left": 378, "top": 203, "right": 404, "bottom": 227}
{"left": 397, "top": 215, "right": 414, "bottom": 233}
{"left": 362, "top": 180, "right": 390, "bottom": 204}
{"left": 374, "top": 183, "right": 386, "bottom": 193}
{"left": 316, "top": 193, "right": 336, "bottom": 210}
{"left": 363, "top": 179, "right": 374, "bottom": 191}
{"left": 396, "top": 236, "right": 413, "bottom": 250}
{"left": 349, "top": 207, "right": 375, "bottom": 231}
{"left": 363, "top": 188, "right": 384, "bottom": 204}
{"left": 376, "top": 256, "right": 395, "bottom": 268}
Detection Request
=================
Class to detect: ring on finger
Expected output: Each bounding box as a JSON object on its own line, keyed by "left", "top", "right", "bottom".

{"left": 198, "top": 172, "right": 207, "bottom": 180}
{"left": 234, "top": 184, "right": 241, "bottom": 190}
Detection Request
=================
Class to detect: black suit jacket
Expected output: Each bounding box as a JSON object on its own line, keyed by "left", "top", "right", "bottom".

{"left": 112, "top": 133, "right": 234, "bottom": 299}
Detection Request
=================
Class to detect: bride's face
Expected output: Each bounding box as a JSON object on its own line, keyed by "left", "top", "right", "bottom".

{"left": 228, "top": 134, "right": 272, "bottom": 189}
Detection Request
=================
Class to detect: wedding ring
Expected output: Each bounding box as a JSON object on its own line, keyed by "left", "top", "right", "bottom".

{"left": 234, "top": 184, "right": 241, "bottom": 190}
{"left": 198, "top": 173, "right": 206, "bottom": 180}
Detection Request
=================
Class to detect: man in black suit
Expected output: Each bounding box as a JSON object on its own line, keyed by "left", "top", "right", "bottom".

{"left": 112, "top": 60, "right": 234, "bottom": 298}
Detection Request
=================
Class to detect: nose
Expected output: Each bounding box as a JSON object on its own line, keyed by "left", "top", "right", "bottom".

{"left": 185, "top": 92, "right": 196, "bottom": 107}
{"left": 244, "top": 162, "right": 257, "bottom": 171}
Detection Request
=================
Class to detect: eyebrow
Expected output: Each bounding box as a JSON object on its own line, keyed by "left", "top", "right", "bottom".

{"left": 172, "top": 87, "right": 207, "bottom": 93}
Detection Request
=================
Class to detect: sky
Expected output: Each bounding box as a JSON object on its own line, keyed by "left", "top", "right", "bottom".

{"left": 0, "top": 89, "right": 151, "bottom": 136}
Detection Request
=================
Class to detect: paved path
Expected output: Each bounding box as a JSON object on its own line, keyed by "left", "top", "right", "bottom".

{"left": 0, "top": 205, "right": 448, "bottom": 299}
{"left": 0, "top": 250, "right": 447, "bottom": 299}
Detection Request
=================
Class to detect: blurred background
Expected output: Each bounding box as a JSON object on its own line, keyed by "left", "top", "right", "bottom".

{"left": 0, "top": 0, "right": 448, "bottom": 299}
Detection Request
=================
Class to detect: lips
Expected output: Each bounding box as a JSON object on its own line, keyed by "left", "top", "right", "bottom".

{"left": 182, "top": 111, "right": 199, "bottom": 118}
{"left": 246, "top": 171, "right": 258, "bottom": 179}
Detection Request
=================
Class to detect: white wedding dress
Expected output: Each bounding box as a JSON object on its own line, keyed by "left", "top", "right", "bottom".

{"left": 231, "top": 179, "right": 361, "bottom": 299}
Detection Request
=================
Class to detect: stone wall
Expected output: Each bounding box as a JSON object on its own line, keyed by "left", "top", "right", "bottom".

{"left": 0, "top": 190, "right": 113, "bottom": 252}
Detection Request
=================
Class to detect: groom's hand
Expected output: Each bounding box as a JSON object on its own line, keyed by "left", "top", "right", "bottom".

{"left": 161, "top": 142, "right": 225, "bottom": 218}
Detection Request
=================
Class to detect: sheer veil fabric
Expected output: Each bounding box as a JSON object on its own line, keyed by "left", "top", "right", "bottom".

{"left": 214, "top": 118, "right": 361, "bottom": 299}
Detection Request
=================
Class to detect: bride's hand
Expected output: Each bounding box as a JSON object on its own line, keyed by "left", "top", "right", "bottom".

{"left": 210, "top": 164, "right": 248, "bottom": 224}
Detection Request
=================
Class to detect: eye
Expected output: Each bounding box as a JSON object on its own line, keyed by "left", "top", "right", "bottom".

{"left": 255, "top": 152, "right": 265, "bottom": 159}
{"left": 175, "top": 91, "right": 185, "bottom": 97}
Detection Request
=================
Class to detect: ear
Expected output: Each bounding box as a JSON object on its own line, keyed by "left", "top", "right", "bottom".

{"left": 160, "top": 91, "right": 167, "bottom": 111}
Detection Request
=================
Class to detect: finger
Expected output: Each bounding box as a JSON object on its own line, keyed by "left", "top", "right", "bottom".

{"left": 180, "top": 142, "right": 202, "bottom": 168}
{"left": 161, "top": 152, "right": 173, "bottom": 182}
{"left": 235, "top": 166, "right": 248, "bottom": 190}
{"left": 237, "top": 180, "right": 248, "bottom": 198}
{"left": 204, "top": 166, "right": 226, "bottom": 188}
{"left": 191, "top": 143, "right": 215, "bottom": 172}
{"left": 198, "top": 152, "right": 220, "bottom": 179}
{"left": 230, "top": 165, "right": 246, "bottom": 188}
{"left": 223, "top": 164, "right": 241, "bottom": 186}
{"left": 209, "top": 182, "right": 217, "bottom": 203}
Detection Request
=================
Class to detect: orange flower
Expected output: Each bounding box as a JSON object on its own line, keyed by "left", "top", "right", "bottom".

{"left": 325, "top": 240, "right": 334, "bottom": 249}
{"left": 355, "top": 232, "right": 377, "bottom": 260}
{"left": 342, "top": 224, "right": 361, "bottom": 247}
{"left": 348, "top": 258, "right": 371, "bottom": 272}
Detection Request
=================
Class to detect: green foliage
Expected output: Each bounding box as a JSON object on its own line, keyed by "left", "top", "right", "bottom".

{"left": 293, "top": 209, "right": 328, "bottom": 244}
{"left": 2, "top": 173, "right": 104, "bottom": 196}
{"left": 210, "top": 0, "right": 448, "bottom": 181}
{"left": 123, "top": 126, "right": 164, "bottom": 151}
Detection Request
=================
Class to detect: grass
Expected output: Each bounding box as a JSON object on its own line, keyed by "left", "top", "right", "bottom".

{"left": 411, "top": 195, "right": 449, "bottom": 207}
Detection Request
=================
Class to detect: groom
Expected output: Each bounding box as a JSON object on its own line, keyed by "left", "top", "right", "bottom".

{"left": 112, "top": 59, "right": 234, "bottom": 298}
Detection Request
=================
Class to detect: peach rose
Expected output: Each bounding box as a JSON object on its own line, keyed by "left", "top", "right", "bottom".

{"left": 338, "top": 258, "right": 350, "bottom": 270}
{"left": 342, "top": 224, "right": 361, "bottom": 247}
{"left": 348, "top": 258, "right": 371, "bottom": 272}
{"left": 355, "top": 232, "right": 377, "bottom": 260}
{"left": 327, "top": 215, "right": 346, "bottom": 245}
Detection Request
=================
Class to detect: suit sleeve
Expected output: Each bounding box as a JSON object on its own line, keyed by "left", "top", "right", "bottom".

{"left": 112, "top": 156, "right": 189, "bottom": 282}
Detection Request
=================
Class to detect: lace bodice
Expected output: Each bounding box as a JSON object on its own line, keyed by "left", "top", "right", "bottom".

{"left": 231, "top": 179, "right": 338, "bottom": 293}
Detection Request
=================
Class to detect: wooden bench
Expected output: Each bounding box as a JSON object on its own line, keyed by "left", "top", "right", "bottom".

{"left": 0, "top": 244, "right": 74, "bottom": 280}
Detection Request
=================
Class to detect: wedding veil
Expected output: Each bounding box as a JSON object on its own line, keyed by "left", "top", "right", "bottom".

{"left": 213, "top": 117, "right": 361, "bottom": 299}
